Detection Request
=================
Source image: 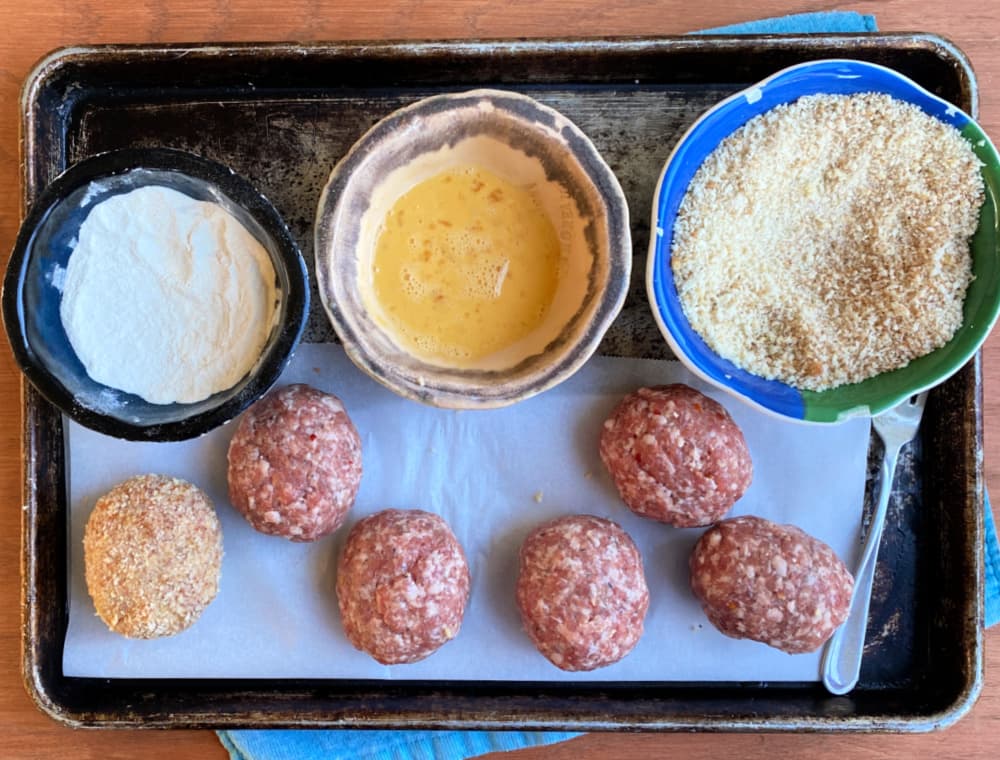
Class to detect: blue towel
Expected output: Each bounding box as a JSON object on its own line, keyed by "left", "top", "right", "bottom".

{"left": 219, "top": 12, "right": 998, "bottom": 759}
{"left": 218, "top": 730, "right": 582, "bottom": 760}
{"left": 987, "top": 493, "right": 1000, "bottom": 628}
{"left": 690, "top": 11, "right": 877, "bottom": 35}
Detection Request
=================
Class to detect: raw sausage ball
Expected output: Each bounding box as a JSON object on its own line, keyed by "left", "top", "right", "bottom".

{"left": 599, "top": 384, "right": 752, "bottom": 527}
{"left": 336, "top": 509, "right": 471, "bottom": 665}
{"left": 84, "top": 474, "right": 223, "bottom": 639}
{"left": 689, "top": 515, "right": 854, "bottom": 654}
{"left": 227, "top": 383, "right": 362, "bottom": 542}
{"left": 516, "top": 514, "right": 649, "bottom": 671}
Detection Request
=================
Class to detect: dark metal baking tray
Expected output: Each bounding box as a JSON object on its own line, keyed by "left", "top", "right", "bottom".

{"left": 17, "top": 35, "right": 984, "bottom": 730}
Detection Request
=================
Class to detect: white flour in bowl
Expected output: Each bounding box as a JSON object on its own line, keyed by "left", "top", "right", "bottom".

{"left": 60, "top": 185, "right": 277, "bottom": 404}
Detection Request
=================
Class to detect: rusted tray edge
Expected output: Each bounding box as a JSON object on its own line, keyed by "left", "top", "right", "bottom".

{"left": 18, "top": 32, "right": 978, "bottom": 194}
{"left": 15, "top": 35, "right": 985, "bottom": 731}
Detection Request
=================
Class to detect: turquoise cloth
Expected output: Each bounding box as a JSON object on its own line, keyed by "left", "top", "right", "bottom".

{"left": 218, "top": 729, "right": 580, "bottom": 760}
{"left": 691, "top": 10, "right": 877, "bottom": 35}
{"left": 987, "top": 493, "right": 1000, "bottom": 628}
{"left": 219, "top": 11, "right": 999, "bottom": 759}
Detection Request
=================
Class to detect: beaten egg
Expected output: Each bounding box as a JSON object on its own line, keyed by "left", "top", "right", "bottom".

{"left": 369, "top": 166, "right": 561, "bottom": 366}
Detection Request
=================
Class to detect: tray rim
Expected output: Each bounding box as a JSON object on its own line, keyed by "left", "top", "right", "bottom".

{"left": 18, "top": 31, "right": 980, "bottom": 191}
{"left": 14, "top": 34, "right": 985, "bottom": 732}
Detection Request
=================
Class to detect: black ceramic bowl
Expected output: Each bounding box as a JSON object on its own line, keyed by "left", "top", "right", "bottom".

{"left": 3, "top": 148, "right": 309, "bottom": 441}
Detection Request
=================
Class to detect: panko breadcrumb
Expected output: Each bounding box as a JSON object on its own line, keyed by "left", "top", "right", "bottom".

{"left": 671, "top": 92, "right": 984, "bottom": 391}
{"left": 83, "top": 474, "right": 223, "bottom": 639}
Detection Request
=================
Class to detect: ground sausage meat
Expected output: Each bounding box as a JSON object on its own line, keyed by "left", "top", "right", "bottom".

{"left": 599, "top": 385, "right": 752, "bottom": 527}
{"left": 516, "top": 514, "right": 649, "bottom": 671}
{"left": 336, "top": 509, "right": 471, "bottom": 665}
{"left": 227, "top": 383, "right": 362, "bottom": 542}
{"left": 689, "top": 515, "right": 854, "bottom": 654}
{"left": 84, "top": 474, "right": 223, "bottom": 639}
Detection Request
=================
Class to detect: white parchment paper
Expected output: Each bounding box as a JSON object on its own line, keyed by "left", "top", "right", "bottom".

{"left": 64, "top": 342, "right": 871, "bottom": 682}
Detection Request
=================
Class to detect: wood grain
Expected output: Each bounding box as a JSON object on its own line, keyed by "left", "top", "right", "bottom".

{"left": 1, "top": 1, "right": 998, "bottom": 759}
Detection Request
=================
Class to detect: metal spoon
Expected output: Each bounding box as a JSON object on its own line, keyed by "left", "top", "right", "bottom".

{"left": 821, "top": 391, "right": 929, "bottom": 695}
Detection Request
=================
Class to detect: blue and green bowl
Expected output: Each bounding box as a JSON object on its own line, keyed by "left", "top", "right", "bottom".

{"left": 646, "top": 58, "right": 1000, "bottom": 423}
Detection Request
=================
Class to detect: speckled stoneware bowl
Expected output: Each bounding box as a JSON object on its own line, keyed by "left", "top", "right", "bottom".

{"left": 647, "top": 59, "right": 1000, "bottom": 423}
{"left": 315, "top": 88, "right": 631, "bottom": 409}
{"left": 3, "top": 148, "right": 309, "bottom": 441}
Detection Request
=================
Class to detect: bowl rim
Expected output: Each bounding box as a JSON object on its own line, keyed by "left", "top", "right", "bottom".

{"left": 645, "top": 57, "right": 1000, "bottom": 424}
{"left": 2, "top": 147, "right": 310, "bottom": 441}
{"left": 314, "top": 87, "right": 631, "bottom": 409}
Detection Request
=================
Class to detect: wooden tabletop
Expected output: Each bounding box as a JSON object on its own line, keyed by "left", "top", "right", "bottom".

{"left": 2, "top": 1, "right": 999, "bottom": 758}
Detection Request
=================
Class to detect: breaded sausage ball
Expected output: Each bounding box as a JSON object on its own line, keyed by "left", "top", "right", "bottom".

{"left": 84, "top": 474, "right": 223, "bottom": 638}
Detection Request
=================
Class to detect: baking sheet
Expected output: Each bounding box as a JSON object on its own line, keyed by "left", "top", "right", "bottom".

{"left": 64, "top": 342, "right": 870, "bottom": 682}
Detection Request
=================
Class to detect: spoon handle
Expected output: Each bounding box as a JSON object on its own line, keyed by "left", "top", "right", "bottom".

{"left": 821, "top": 442, "right": 901, "bottom": 695}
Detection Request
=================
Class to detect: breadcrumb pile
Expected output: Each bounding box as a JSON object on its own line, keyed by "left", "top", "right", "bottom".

{"left": 671, "top": 93, "right": 984, "bottom": 391}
